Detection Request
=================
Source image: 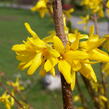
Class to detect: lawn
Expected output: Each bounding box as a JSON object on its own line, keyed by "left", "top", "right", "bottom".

{"left": 0, "top": 7, "right": 63, "bottom": 109}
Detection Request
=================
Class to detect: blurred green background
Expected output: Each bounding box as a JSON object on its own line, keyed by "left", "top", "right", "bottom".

{"left": 0, "top": 7, "right": 64, "bottom": 109}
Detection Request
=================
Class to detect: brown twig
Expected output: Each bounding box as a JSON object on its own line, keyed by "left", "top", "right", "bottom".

{"left": 92, "top": 14, "right": 99, "bottom": 34}
{"left": 92, "top": 13, "right": 108, "bottom": 108}
{"left": 53, "top": 0, "right": 67, "bottom": 45}
{"left": 99, "top": 63, "right": 108, "bottom": 109}
{"left": 76, "top": 76, "right": 88, "bottom": 109}
{"left": 0, "top": 82, "right": 25, "bottom": 109}
{"left": 47, "top": 2, "right": 53, "bottom": 18}
{"left": 52, "top": 0, "right": 73, "bottom": 109}
{"left": 81, "top": 76, "right": 100, "bottom": 109}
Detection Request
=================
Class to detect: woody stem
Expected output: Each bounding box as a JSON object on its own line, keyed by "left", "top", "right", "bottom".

{"left": 53, "top": 0, "right": 73, "bottom": 109}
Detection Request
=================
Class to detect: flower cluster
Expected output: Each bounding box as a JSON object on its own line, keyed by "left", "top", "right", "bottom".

{"left": 12, "top": 22, "right": 109, "bottom": 90}
{"left": 0, "top": 92, "right": 14, "bottom": 109}
{"left": 81, "top": 0, "right": 104, "bottom": 17}
{"left": 7, "top": 77, "right": 24, "bottom": 92}
{"left": 31, "top": 0, "right": 49, "bottom": 18}
{"left": 31, "top": 0, "right": 74, "bottom": 19}
{"left": 0, "top": 78, "right": 24, "bottom": 109}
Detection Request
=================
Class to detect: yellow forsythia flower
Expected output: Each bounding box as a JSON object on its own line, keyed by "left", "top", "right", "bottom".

{"left": 12, "top": 23, "right": 109, "bottom": 90}
{"left": 78, "top": 15, "right": 90, "bottom": 30}
{"left": 0, "top": 92, "right": 14, "bottom": 109}
{"left": 81, "top": 0, "right": 104, "bottom": 17}
{"left": 7, "top": 78, "right": 24, "bottom": 92}
{"left": 73, "top": 95, "right": 80, "bottom": 102}
{"left": 31, "top": 0, "right": 49, "bottom": 18}
{"left": 78, "top": 15, "right": 90, "bottom": 24}
{"left": 12, "top": 23, "right": 60, "bottom": 76}
{"left": 63, "top": 8, "right": 74, "bottom": 18}
{"left": 99, "top": 95, "right": 108, "bottom": 102}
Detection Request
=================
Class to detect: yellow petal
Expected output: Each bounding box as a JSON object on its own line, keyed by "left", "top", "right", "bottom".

{"left": 27, "top": 53, "right": 42, "bottom": 75}
{"left": 71, "top": 33, "right": 80, "bottom": 50}
{"left": 58, "top": 60, "right": 72, "bottom": 84}
{"left": 43, "top": 35, "right": 53, "bottom": 43}
{"left": 50, "top": 68, "right": 56, "bottom": 76}
{"left": 44, "top": 59, "right": 52, "bottom": 72}
{"left": 16, "top": 54, "right": 33, "bottom": 61}
{"left": 79, "top": 64, "right": 97, "bottom": 82}
{"left": 24, "top": 22, "right": 39, "bottom": 38}
{"left": 80, "top": 38, "right": 105, "bottom": 50}
{"left": 12, "top": 44, "right": 26, "bottom": 52}
{"left": 31, "top": 0, "right": 48, "bottom": 18}
{"left": 49, "top": 57, "right": 58, "bottom": 66}
{"left": 89, "top": 49, "right": 109, "bottom": 62}
{"left": 53, "top": 36, "right": 64, "bottom": 53}
{"left": 18, "top": 59, "right": 33, "bottom": 70}
{"left": 28, "top": 37, "right": 46, "bottom": 48}
{"left": 89, "top": 25, "right": 94, "bottom": 36}
{"left": 102, "top": 63, "right": 109, "bottom": 75}
{"left": 39, "top": 67, "right": 46, "bottom": 76}
{"left": 82, "top": 60, "right": 99, "bottom": 64}
{"left": 71, "top": 71, "right": 76, "bottom": 90}
{"left": 103, "top": 40, "right": 109, "bottom": 51}
{"left": 106, "top": 0, "right": 109, "bottom": 8}
{"left": 35, "top": 0, "right": 46, "bottom": 9}
{"left": 80, "top": 34, "right": 88, "bottom": 39}
{"left": 40, "top": 9, "right": 48, "bottom": 18}
{"left": 64, "top": 50, "right": 89, "bottom": 61}
{"left": 49, "top": 48, "right": 60, "bottom": 57}
{"left": 99, "top": 95, "right": 108, "bottom": 102}
{"left": 72, "top": 60, "right": 81, "bottom": 71}
{"left": 6, "top": 103, "right": 11, "bottom": 109}
{"left": 68, "top": 33, "right": 76, "bottom": 43}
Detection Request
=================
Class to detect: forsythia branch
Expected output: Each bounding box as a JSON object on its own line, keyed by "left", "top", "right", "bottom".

{"left": 52, "top": 0, "right": 73, "bottom": 109}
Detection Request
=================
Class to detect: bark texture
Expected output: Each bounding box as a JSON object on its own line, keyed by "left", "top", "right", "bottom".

{"left": 53, "top": 0, "right": 73, "bottom": 109}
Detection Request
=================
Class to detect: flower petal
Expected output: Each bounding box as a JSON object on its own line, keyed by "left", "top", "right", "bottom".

{"left": 27, "top": 53, "right": 42, "bottom": 75}
{"left": 72, "top": 60, "right": 81, "bottom": 71}
{"left": 58, "top": 60, "right": 72, "bottom": 84}
{"left": 39, "top": 67, "right": 46, "bottom": 76}
{"left": 79, "top": 63, "right": 97, "bottom": 82}
{"left": 44, "top": 59, "right": 52, "bottom": 72}
{"left": 71, "top": 34, "right": 79, "bottom": 50}
{"left": 50, "top": 68, "right": 56, "bottom": 76}
{"left": 12, "top": 44, "right": 26, "bottom": 52}
{"left": 64, "top": 50, "right": 89, "bottom": 61}
{"left": 80, "top": 38, "right": 105, "bottom": 50}
{"left": 68, "top": 33, "right": 76, "bottom": 43}
{"left": 18, "top": 60, "right": 33, "bottom": 70}
{"left": 102, "top": 63, "right": 109, "bottom": 75}
{"left": 89, "top": 49, "right": 109, "bottom": 62}
{"left": 53, "top": 36, "right": 64, "bottom": 53}
{"left": 71, "top": 71, "right": 76, "bottom": 90}
{"left": 24, "top": 22, "right": 39, "bottom": 38}
{"left": 49, "top": 48, "right": 60, "bottom": 57}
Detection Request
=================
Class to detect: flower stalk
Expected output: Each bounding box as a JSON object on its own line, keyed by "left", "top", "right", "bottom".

{"left": 0, "top": 82, "right": 24, "bottom": 109}
{"left": 92, "top": 14, "right": 99, "bottom": 34}
{"left": 76, "top": 76, "right": 88, "bottom": 109}
{"left": 52, "top": 0, "right": 73, "bottom": 109}
{"left": 81, "top": 76, "right": 100, "bottom": 109}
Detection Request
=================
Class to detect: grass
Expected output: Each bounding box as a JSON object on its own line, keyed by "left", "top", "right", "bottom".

{"left": 0, "top": 7, "right": 53, "bottom": 76}
{"left": 0, "top": 7, "right": 64, "bottom": 109}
